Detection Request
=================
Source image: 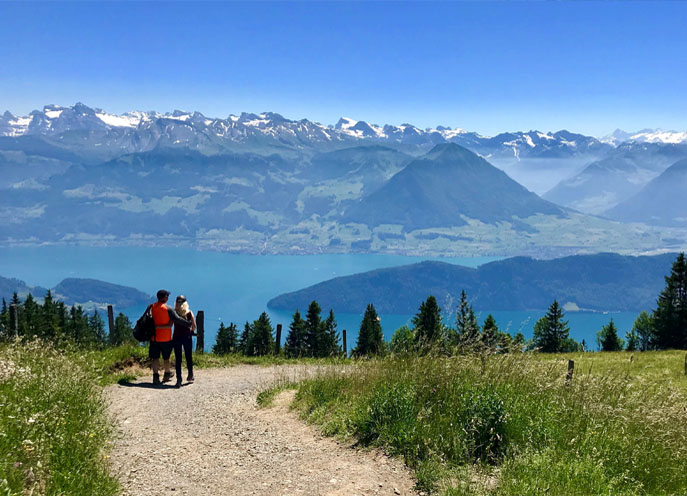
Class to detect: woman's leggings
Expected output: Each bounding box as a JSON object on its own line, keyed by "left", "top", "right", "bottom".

{"left": 173, "top": 335, "right": 193, "bottom": 379}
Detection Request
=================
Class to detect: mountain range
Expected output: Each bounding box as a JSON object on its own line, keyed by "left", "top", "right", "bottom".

{"left": 267, "top": 253, "right": 676, "bottom": 314}
{"left": 2, "top": 103, "right": 687, "bottom": 257}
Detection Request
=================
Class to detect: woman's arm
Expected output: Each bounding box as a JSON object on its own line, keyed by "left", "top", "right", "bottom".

{"left": 189, "top": 311, "right": 197, "bottom": 331}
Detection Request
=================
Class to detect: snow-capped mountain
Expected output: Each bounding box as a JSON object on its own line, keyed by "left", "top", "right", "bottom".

{"left": 602, "top": 128, "right": 687, "bottom": 146}
{"left": 0, "top": 103, "right": 611, "bottom": 160}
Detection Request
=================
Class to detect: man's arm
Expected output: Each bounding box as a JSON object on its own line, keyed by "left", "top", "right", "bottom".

{"left": 166, "top": 307, "right": 190, "bottom": 326}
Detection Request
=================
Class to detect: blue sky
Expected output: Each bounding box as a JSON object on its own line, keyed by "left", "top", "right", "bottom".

{"left": 1, "top": 1, "right": 686, "bottom": 137}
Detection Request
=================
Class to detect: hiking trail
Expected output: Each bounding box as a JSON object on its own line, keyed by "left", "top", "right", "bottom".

{"left": 107, "top": 366, "right": 416, "bottom": 495}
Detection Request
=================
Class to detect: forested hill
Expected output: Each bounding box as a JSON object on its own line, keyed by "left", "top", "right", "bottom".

{"left": 1, "top": 275, "right": 150, "bottom": 309}
{"left": 268, "top": 253, "right": 678, "bottom": 313}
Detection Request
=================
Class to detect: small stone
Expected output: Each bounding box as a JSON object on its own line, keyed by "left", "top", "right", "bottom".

{"left": 394, "top": 488, "right": 401, "bottom": 495}
{"left": 330, "top": 478, "right": 337, "bottom": 484}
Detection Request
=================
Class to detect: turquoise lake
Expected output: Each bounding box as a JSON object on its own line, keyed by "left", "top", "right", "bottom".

{"left": 0, "top": 246, "right": 640, "bottom": 351}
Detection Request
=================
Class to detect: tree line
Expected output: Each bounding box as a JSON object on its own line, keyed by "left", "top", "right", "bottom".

{"left": 0, "top": 290, "right": 135, "bottom": 348}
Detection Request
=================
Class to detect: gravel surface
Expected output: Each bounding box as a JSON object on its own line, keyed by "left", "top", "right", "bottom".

{"left": 107, "top": 366, "right": 416, "bottom": 495}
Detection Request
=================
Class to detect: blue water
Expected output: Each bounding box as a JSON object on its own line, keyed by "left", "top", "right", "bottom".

{"left": 0, "top": 246, "right": 640, "bottom": 351}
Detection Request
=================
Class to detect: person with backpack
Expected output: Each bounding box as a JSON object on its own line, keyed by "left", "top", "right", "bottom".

{"left": 150, "top": 289, "right": 189, "bottom": 385}
{"left": 172, "top": 294, "right": 196, "bottom": 388}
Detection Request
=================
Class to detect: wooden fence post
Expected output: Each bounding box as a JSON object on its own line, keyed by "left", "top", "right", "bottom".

{"left": 342, "top": 329, "right": 347, "bottom": 358}
{"left": 195, "top": 310, "right": 205, "bottom": 353}
{"left": 9, "top": 304, "right": 18, "bottom": 337}
{"left": 107, "top": 305, "right": 115, "bottom": 339}
{"left": 275, "top": 323, "right": 282, "bottom": 355}
{"left": 566, "top": 359, "right": 575, "bottom": 385}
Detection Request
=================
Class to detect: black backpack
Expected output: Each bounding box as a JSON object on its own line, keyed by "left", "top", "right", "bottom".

{"left": 133, "top": 305, "right": 155, "bottom": 342}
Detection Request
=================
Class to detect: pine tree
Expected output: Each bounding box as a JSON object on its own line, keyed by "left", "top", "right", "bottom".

{"left": 0, "top": 298, "right": 8, "bottom": 338}
{"left": 226, "top": 322, "right": 238, "bottom": 353}
{"left": 40, "top": 290, "right": 60, "bottom": 340}
{"left": 481, "top": 314, "right": 499, "bottom": 350}
{"left": 390, "top": 325, "right": 414, "bottom": 354}
{"left": 285, "top": 310, "right": 307, "bottom": 358}
{"left": 88, "top": 310, "right": 107, "bottom": 348}
{"left": 321, "top": 309, "right": 341, "bottom": 357}
{"left": 304, "top": 301, "right": 324, "bottom": 357}
{"left": 354, "top": 304, "right": 384, "bottom": 356}
{"left": 455, "top": 290, "right": 480, "bottom": 348}
{"left": 511, "top": 332, "right": 525, "bottom": 352}
{"left": 239, "top": 321, "right": 253, "bottom": 355}
{"left": 532, "top": 300, "right": 570, "bottom": 353}
{"left": 21, "top": 294, "right": 39, "bottom": 338}
{"left": 213, "top": 322, "right": 232, "bottom": 355}
{"left": 632, "top": 311, "right": 655, "bottom": 351}
{"left": 625, "top": 328, "right": 639, "bottom": 352}
{"left": 247, "top": 312, "right": 274, "bottom": 356}
{"left": 109, "top": 313, "right": 134, "bottom": 346}
{"left": 413, "top": 295, "right": 443, "bottom": 348}
{"left": 597, "top": 319, "right": 624, "bottom": 351}
{"left": 653, "top": 253, "right": 687, "bottom": 349}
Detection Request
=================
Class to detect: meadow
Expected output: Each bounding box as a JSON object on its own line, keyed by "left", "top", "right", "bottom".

{"left": 281, "top": 351, "right": 687, "bottom": 495}
{"left": 4, "top": 341, "right": 687, "bottom": 495}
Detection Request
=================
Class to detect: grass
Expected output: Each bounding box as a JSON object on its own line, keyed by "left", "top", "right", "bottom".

{"left": 289, "top": 351, "right": 687, "bottom": 495}
{"left": 0, "top": 340, "right": 119, "bottom": 496}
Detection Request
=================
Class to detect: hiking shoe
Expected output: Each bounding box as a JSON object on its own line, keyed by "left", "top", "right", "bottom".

{"left": 175, "top": 379, "right": 182, "bottom": 388}
{"left": 162, "top": 371, "right": 175, "bottom": 383}
{"left": 186, "top": 374, "right": 194, "bottom": 383}
{"left": 153, "top": 373, "right": 161, "bottom": 386}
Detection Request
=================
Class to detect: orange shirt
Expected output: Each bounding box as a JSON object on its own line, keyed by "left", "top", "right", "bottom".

{"left": 151, "top": 302, "right": 173, "bottom": 342}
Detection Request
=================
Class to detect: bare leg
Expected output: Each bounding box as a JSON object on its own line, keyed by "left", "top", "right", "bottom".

{"left": 152, "top": 358, "right": 160, "bottom": 376}
{"left": 163, "top": 358, "right": 172, "bottom": 374}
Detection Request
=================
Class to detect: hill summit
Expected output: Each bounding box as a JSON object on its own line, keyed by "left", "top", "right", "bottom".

{"left": 342, "top": 143, "right": 565, "bottom": 230}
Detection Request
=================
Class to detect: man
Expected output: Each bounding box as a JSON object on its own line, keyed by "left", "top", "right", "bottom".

{"left": 150, "top": 289, "right": 189, "bottom": 385}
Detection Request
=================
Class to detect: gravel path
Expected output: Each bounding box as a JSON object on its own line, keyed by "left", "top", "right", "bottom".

{"left": 107, "top": 366, "right": 416, "bottom": 495}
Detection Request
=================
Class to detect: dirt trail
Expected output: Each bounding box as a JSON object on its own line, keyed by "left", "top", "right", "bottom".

{"left": 107, "top": 366, "right": 416, "bottom": 496}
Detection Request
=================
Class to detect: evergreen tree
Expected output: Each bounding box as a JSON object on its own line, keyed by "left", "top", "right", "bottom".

{"left": 304, "top": 300, "right": 324, "bottom": 357}
{"left": 532, "top": 300, "right": 570, "bottom": 353}
{"left": 455, "top": 290, "right": 479, "bottom": 347}
{"left": 239, "top": 321, "right": 253, "bottom": 355}
{"left": 413, "top": 295, "right": 443, "bottom": 347}
{"left": 481, "top": 314, "right": 499, "bottom": 350}
{"left": 213, "top": 322, "right": 232, "bottom": 355}
{"left": 109, "top": 313, "right": 134, "bottom": 346}
{"left": 21, "top": 293, "right": 39, "bottom": 338}
{"left": 39, "top": 290, "right": 61, "bottom": 340}
{"left": 625, "top": 328, "right": 639, "bottom": 352}
{"left": 390, "top": 325, "right": 414, "bottom": 354}
{"left": 354, "top": 304, "right": 384, "bottom": 356}
{"left": 0, "top": 298, "right": 8, "bottom": 337}
{"left": 653, "top": 253, "right": 687, "bottom": 349}
{"left": 88, "top": 310, "right": 107, "bottom": 348}
{"left": 321, "top": 309, "right": 341, "bottom": 357}
{"left": 285, "top": 310, "right": 307, "bottom": 358}
{"left": 226, "top": 322, "right": 238, "bottom": 353}
{"left": 246, "top": 312, "right": 274, "bottom": 356}
{"left": 511, "top": 332, "right": 525, "bottom": 352}
{"left": 633, "top": 311, "right": 655, "bottom": 351}
{"left": 597, "top": 319, "right": 624, "bottom": 351}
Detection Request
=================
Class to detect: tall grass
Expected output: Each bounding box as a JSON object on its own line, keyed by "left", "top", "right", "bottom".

{"left": 292, "top": 353, "right": 687, "bottom": 494}
{"left": 0, "top": 340, "right": 119, "bottom": 495}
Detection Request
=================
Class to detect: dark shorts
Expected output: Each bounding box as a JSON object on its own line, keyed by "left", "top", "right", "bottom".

{"left": 149, "top": 340, "right": 173, "bottom": 360}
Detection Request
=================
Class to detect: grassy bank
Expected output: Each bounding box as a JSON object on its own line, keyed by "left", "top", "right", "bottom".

{"left": 0, "top": 341, "right": 119, "bottom": 495}
{"left": 290, "top": 352, "right": 687, "bottom": 494}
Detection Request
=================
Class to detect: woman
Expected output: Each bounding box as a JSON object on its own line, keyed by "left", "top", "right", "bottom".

{"left": 173, "top": 294, "right": 196, "bottom": 388}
